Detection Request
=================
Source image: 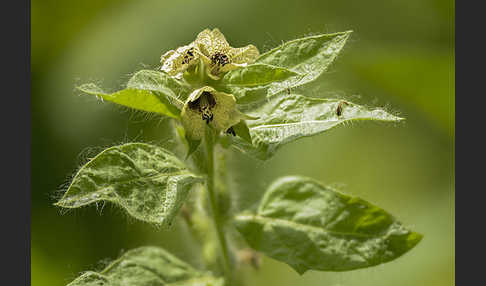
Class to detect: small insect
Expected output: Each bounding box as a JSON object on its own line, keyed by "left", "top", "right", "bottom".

{"left": 226, "top": 127, "right": 236, "bottom": 136}
{"left": 189, "top": 91, "right": 217, "bottom": 124}
{"left": 336, "top": 101, "right": 349, "bottom": 117}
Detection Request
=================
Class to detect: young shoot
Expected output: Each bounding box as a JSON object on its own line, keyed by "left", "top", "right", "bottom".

{"left": 56, "top": 28, "right": 421, "bottom": 286}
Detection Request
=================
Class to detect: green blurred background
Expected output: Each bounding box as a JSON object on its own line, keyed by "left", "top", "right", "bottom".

{"left": 31, "top": 0, "right": 454, "bottom": 285}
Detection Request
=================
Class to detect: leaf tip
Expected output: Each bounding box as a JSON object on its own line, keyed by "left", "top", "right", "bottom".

{"left": 407, "top": 231, "right": 423, "bottom": 249}
{"left": 53, "top": 198, "right": 68, "bottom": 208}
{"left": 75, "top": 83, "right": 104, "bottom": 94}
{"left": 286, "top": 261, "right": 309, "bottom": 275}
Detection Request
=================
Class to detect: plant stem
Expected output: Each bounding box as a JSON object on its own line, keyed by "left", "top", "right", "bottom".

{"left": 198, "top": 58, "right": 206, "bottom": 86}
{"left": 205, "top": 128, "right": 232, "bottom": 285}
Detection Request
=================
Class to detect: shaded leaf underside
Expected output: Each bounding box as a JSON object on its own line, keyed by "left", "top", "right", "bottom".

{"left": 127, "top": 70, "right": 192, "bottom": 104}
{"left": 77, "top": 70, "right": 192, "bottom": 118}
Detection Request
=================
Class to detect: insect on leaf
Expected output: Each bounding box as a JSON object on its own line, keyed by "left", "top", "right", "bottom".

{"left": 234, "top": 176, "right": 422, "bottom": 274}
{"left": 232, "top": 93, "right": 403, "bottom": 160}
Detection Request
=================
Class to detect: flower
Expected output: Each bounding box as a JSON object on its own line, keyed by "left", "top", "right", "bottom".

{"left": 160, "top": 29, "right": 259, "bottom": 148}
{"left": 160, "top": 28, "right": 259, "bottom": 80}
{"left": 194, "top": 28, "right": 260, "bottom": 79}
{"left": 181, "top": 86, "right": 251, "bottom": 141}
{"left": 160, "top": 44, "right": 198, "bottom": 78}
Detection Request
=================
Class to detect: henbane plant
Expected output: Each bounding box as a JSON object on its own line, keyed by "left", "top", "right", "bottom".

{"left": 55, "top": 28, "right": 422, "bottom": 286}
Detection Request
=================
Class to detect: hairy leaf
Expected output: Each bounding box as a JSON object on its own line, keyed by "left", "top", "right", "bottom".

{"left": 221, "top": 63, "right": 298, "bottom": 87}
{"left": 67, "top": 246, "right": 224, "bottom": 286}
{"left": 55, "top": 143, "right": 203, "bottom": 226}
{"left": 231, "top": 120, "right": 252, "bottom": 144}
{"left": 234, "top": 176, "right": 422, "bottom": 274}
{"left": 228, "top": 31, "right": 352, "bottom": 104}
{"left": 127, "top": 69, "right": 192, "bottom": 103}
{"left": 77, "top": 70, "right": 190, "bottom": 119}
{"left": 231, "top": 93, "right": 403, "bottom": 160}
{"left": 257, "top": 31, "right": 351, "bottom": 70}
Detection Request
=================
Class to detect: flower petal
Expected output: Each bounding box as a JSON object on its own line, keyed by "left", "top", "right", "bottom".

{"left": 181, "top": 86, "right": 248, "bottom": 141}
{"left": 194, "top": 28, "right": 261, "bottom": 79}
{"left": 229, "top": 44, "right": 260, "bottom": 64}
{"left": 160, "top": 44, "right": 199, "bottom": 76}
{"left": 195, "top": 28, "right": 231, "bottom": 57}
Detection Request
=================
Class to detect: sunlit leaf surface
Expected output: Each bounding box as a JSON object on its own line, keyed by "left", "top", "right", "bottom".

{"left": 234, "top": 176, "right": 422, "bottom": 274}
{"left": 227, "top": 31, "right": 352, "bottom": 104}
{"left": 55, "top": 143, "right": 203, "bottom": 226}
{"left": 67, "top": 246, "right": 224, "bottom": 286}
{"left": 232, "top": 93, "right": 403, "bottom": 160}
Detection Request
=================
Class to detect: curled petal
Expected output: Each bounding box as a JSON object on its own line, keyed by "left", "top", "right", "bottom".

{"left": 229, "top": 44, "right": 260, "bottom": 65}
{"left": 194, "top": 28, "right": 260, "bottom": 79}
{"left": 195, "top": 28, "right": 231, "bottom": 57}
{"left": 160, "top": 45, "right": 199, "bottom": 76}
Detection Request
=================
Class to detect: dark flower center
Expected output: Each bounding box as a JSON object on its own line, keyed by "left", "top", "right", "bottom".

{"left": 188, "top": 91, "right": 216, "bottom": 124}
{"left": 226, "top": 126, "right": 236, "bottom": 136}
{"left": 182, "top": 47, "right": 195, "bottom": 64}
{"left": 211, "top": 52, "right": 230, "bottom": 66}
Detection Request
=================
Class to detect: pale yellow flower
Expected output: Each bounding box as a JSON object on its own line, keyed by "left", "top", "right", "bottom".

{"left": 181, "top": 86, "right": 250, "bottom": 140}
{"left": 160, "top": 28, "right": 259, "bottom": 80}
{"left": 160, "top": 44, "right": 198, "bottom": 78}
{"left": 194, "top": 28, "right": 260, "bottom": 79}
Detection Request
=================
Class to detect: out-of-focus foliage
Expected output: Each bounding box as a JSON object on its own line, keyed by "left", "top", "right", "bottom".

{"left": 31, "top": 0, "right": 454, "bottom": 285}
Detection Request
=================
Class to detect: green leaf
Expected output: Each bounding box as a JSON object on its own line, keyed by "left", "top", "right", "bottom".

{"left": 258, "top": 31, "right": 351, "bottom": 70}
{"left": 77, "top": 70, "right": 190, "bottom": 119}
{"left": 234, "top": 176, "right": 422, "bottom": 274}
{"left": 67, "top": 246, "right": 224, "bottom": 286}
{"left": 186, "top": 138, "right": 202, "bottom": 160}
{"left": 231, "top": 120, "right": 252, "bottom": 144}
{"left": 221, "top": 63, "right": 298, "bottom": 87}
{"left": 227, "top": 31, "right": 352, "bottom": 104}
{"left": 127, "top": 69, "right": 192, "bottom": 103}
{"left": 231, "top": 93, "right": 403, "bottom": 160}
{"left": 175, "top": 123, "right": 202, "bottom": 159}
{"left": 55, "top": 143, "right": 203, "bottom": 226}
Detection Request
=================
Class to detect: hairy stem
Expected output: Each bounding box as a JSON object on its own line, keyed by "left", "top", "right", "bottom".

{"left": 205, "top": 127, "right": 232, "bottom": 285}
